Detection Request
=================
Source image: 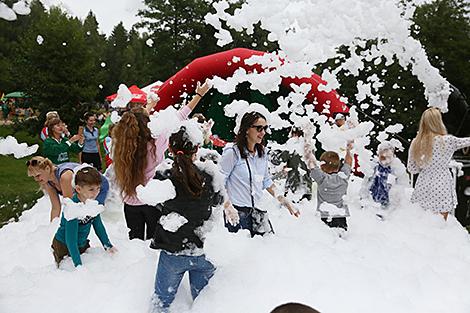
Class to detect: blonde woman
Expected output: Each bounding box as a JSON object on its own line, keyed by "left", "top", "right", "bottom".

{"left": 26, "top": 156, "right": 109, "bottom": 222}
{"left": 407, "top": 107, "right": 470, "bottom": 220}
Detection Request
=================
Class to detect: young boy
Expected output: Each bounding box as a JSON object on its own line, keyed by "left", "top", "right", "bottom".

{"left": 51, "top": 166, "right": 116, "bottom": 267}
{"left": 304, "top": 143, "right": 353, "bottom": 231}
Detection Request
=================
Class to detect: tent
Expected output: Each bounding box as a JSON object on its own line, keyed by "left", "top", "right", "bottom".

{"left": 105, "top": 85, "right": 147, "bottom": 103}
{"left": 4, "top": 91, "right": 30, "bottom": 99}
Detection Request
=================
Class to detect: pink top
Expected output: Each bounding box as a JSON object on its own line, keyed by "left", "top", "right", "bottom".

{"left": 124, "top": 105, "right": 192, "bottom": 205}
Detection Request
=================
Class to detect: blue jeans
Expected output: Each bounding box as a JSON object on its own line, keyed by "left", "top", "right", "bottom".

{"left": 152, "top": 251, "right": 215, "bottom": 312}
{"left": 224, "top": 206, "right": 254, "bottom": 235}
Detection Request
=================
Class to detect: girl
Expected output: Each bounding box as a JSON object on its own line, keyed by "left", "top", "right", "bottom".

{"left": 26, "top": 156, "right": 109, "bottom": 221}
{"left": 220, "top": 111, "right": 299, "bottom": 237}
{"left": 112, "top": 81, "right": 210, "bottom": 240}
{"left": 81, "top": 112, "right": 102, "bottom": 171}
{"left": 408, "top": 107, "right": 470, "bottom": 220}
{"left": 43, "top": 117, "right": 83, "bottom": 164}
{"left": 150, "top": 127, "right": 221, "bottom": 312}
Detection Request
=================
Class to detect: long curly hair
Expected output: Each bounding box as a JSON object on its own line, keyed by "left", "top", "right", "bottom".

{"left": 410, "top": 107, "right": 447, "bottom": 168}
{"left": 112, "top": 107, "right": 155, "bottom": 197}
{"left": 235, "top": 111, "right": 266, "bottom": 159}
{"left": 169, "top": 127, "right": 203, "bottom": 198}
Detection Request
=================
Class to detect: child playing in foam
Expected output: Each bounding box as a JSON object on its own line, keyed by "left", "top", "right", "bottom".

{"left": 361, "top": 142, "right": 409, "bottom": 215}
{"left": 304, "top": 142, "right": 353, "bottom": 231}
{"left": 51, "top": 165, "right": 116, "bottom": 267}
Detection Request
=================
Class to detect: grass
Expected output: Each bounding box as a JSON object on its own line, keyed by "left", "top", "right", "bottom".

{"left": 0, "top": 125, "right": 43, "bottom": 227}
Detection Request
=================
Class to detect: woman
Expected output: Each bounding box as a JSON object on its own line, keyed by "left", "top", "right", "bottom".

{"left": 81, "top": 112, "right": 102, "bottom": 171}
{"left": 26, "top": 156, "right": 109, "bottom": 222}
{"left": 112, "top": 81, "right": 210, "bottom": 240}
{"left": 150, "top": 127, "right": 221, "bottom": 312}
{"left": 220, "top": 111, "right": 299, "bottom": 237}
{"left": 43, "top": 117, "right": 83, "bottom": 164}
{"left": 408, "top": 107, "right": 470, "bottom": 220}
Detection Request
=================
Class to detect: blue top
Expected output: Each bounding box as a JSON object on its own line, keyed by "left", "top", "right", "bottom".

{"left": 50, "top": 162, "right": 109, "bottom": 205}
{"left": 54, "top": 194, "right": 112, "bottom": 267}
{"left": 83, "top": 126, "right": 99, "bottom": 153}
{"left": 219, "top": 144, "right": 273, "bottom": 208}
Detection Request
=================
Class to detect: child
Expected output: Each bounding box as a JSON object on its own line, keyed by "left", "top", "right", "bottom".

{"left": 362, "top": 142, "right": 409, "bottom": 212}
{"left": 150, "top": 127, "right": 222, "bottom": 312}
{"left": 304, "top": 143, "right": 353, "bottom": 231}
{"left": 51, "top": 166, "right": 116, "bottom": 267}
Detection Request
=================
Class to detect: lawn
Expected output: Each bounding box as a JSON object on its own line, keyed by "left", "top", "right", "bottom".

{"left": 0, "top": 125, "right": 43, "bottom": 227}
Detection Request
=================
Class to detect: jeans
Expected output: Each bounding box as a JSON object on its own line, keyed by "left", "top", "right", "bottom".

{"left": 152, "top": 251, "right": 215, "bottom": 312}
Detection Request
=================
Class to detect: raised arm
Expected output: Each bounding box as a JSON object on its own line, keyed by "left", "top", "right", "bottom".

{"left": 186, "top": 80, "right": 210, "bottom": 111}
{"left": 344, "top": 141, "right": 353, "bottom": 167}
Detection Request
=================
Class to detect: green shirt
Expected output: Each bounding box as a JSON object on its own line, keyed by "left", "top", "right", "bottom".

{"left": 43, "top": 137, "right": 82, "bottom": 164}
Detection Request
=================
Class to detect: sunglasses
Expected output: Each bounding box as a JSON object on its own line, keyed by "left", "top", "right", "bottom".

{"left": 26, "top": 159, "right": 41, "bottom": 167}
{"left": 251, "top": 125, "right": 269, "bottom": 132}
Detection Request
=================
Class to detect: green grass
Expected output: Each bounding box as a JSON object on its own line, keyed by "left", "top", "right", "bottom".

{"left": 0, "top": 125, "right": 43, "bottom": 227}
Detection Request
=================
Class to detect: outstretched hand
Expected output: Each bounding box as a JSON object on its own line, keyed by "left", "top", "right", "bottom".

{"left": 195, "top": 79, "right": 211, "bottom": 97}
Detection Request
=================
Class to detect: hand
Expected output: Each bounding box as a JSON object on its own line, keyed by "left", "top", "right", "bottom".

{"left": 278, "top": 196, "right": 300, "bottom": 217}
{"left": 346, "top": 140, "right": 354, "bottom": 151}
{"left": 224, "top": 204, "right": 240, "bottom": 226}
{"left": 107, "top": 246, "right": 118, "bottom": 254}
{"left": 78, "top": 134, "right": 85, "bottom": 145}
{"left": 69, "top": 134, "right": 79, "bottom": 142}
{"left": 195, "top": 79, "right": 211, "bottom": 97}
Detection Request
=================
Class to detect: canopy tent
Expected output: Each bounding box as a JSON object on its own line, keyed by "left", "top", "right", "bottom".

{"left": 105, "top": 85, "right": 147, "bottom": 103}
{"left": 3, "top": 91, "right": 30, "bottom": 99}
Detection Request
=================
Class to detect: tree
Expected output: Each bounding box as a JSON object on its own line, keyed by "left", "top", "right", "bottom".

{"left": 13, "top": 6, "right": 100, "bottom": 131}
{"left": 413, "top": 0, "right": 470, "bottom": 98}
{"left": 0, "top": 0, "right": 46, "bottom": 94}
{"left": 137, "top": 0, "right": 219, "bottom": 80}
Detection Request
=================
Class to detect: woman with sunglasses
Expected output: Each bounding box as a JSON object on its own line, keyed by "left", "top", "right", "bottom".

{"left": 220, "top": 111, "right": 299, "bottom": 237}
{"left": 26, "top": 156, "right": 109, "bottom": 222}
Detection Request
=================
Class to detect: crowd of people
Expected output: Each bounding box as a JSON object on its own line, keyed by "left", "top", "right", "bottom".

{"left": 24, "top": 80, "right": 470, "bottom": 312}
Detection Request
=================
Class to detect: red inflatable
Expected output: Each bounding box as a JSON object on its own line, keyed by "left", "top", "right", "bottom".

{"left": 155, "top": 48, "right": 348, "bottom": 116}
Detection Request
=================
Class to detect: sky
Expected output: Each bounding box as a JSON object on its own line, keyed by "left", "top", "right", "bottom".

{"left": 40, "top": 0, "right": 145, "bottom": 35}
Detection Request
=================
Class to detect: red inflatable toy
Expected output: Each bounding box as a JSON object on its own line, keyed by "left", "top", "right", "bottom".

{"left": 154, "top": 48, "right": 348, "bottom": 116}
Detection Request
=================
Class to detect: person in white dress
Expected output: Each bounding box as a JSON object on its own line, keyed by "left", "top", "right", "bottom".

{"left": 407, "top": 107, "right": 470, "bottom": 220}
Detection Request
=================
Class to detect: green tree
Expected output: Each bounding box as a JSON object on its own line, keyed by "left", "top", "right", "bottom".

{"left": 413, "top": 0, "right": 470, "bottom": 97}
{"left": 83, "top": 11, "right": 107, "bottom": 100}
{"left": 0, "top": 0, "right": 46, "bottom": 94}
{"left": 13, "top": 6, "right": 99, "bottom": 131}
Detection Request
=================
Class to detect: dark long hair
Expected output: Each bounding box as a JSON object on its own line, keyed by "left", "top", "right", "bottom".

{"left": 235, "top": 111, "right": 266, "bottom": 159}
{"left": 113, "top": 107, "right": 155, "bottom": 197}
{"left": 169, "top": 126, "right": 203, "bottom": 198}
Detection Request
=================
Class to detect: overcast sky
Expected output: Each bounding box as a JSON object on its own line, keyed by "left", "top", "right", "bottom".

{"left": 41, "top": 0, "right": 145, "bottom": 35}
